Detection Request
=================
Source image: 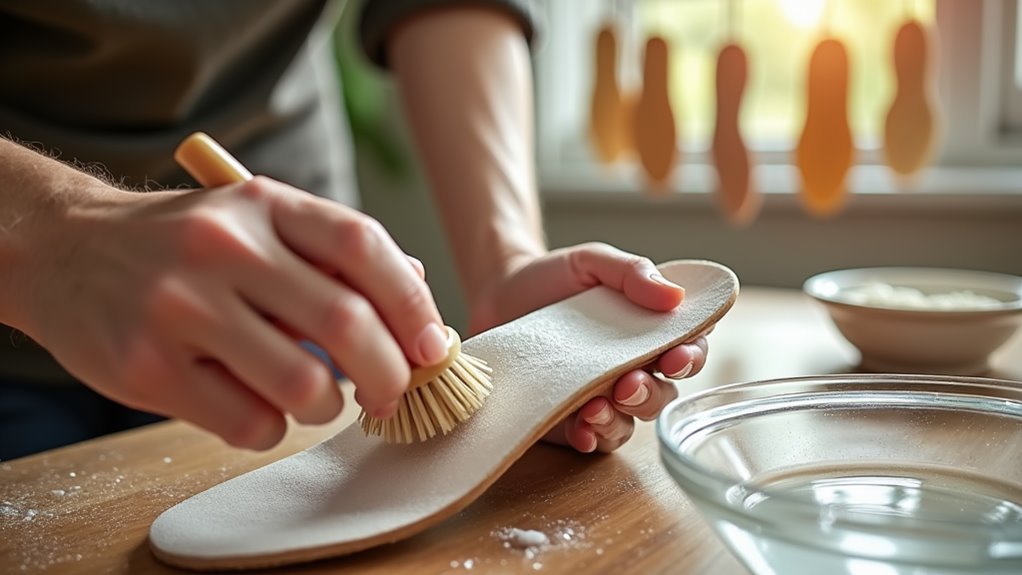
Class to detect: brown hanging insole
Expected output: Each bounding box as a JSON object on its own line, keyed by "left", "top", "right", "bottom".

{"left": 796, "top": 37, "right": 854, "bottom": 217}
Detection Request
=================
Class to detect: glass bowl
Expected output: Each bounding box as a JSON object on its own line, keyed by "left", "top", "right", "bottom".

{"left": 803, "top": 267, "right": 1022, "bottom": 375}
{"left": 657, "top": 374, "right": 1022, "bottom": 575}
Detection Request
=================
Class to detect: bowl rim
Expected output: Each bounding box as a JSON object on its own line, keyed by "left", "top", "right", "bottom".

{"left": 656, "top": 373, "right": 1022, "bottom": 537}
{"left": 803, "top": 267, "right": 1022, "bottom": 315}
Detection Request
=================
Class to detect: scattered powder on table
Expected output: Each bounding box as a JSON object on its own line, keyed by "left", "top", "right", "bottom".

{"left": 505, "top": 528, "right": 549, "bottom": 549}
{"left": 449, "top": 558, "right": 477, "bottom": 570}
{"left": 489, "top": 517, "right": 590, "bottom": 570}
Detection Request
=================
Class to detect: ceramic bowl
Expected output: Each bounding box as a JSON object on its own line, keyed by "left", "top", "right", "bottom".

{"left": 657, "top": 374, "right": 1022, "bottom": 575}
{"left": 803, "top": 267, "right": 1022, "bottom": 375}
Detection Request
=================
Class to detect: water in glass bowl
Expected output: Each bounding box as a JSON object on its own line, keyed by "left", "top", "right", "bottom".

{"left": 711, "top": 463, "right": 1022, "bottom": 575}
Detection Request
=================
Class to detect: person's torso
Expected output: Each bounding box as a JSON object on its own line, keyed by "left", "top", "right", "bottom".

{"left": 0, "top": 0, "right": 358, "bottom": 383}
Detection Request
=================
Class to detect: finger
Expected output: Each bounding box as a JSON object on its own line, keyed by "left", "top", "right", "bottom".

{"left": 579, "top": 397, "right": 635, "bottom": 451}
{"left": 612, "top": 369, "right": 680, "bottom": 421}
{"left": 188, "top": 293, "right": 345, "bottom": 425}
{"left": 654, "top": 336, "right": 708, "bottom": 379}
{"left": 566, "top": 245, "right": 685, "bottom": 312}
{"left": 407, "top": 255, "right": 426, "bottom": 280}
{"left": 270, "top": 191, "right": 447, "bottom": 368}
{"left": 235, "top": 247, "right": 410, "bottom": 416}
{"left": 563, "top": 414, "right": 599, "bottom": 453}
{"left": 153, "top": 357, "right": 288, "bottom": 451}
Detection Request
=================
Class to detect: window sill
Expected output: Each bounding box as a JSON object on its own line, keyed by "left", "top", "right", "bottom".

{"left": 539, "top": 163, "right": 1022, "bottom": 214}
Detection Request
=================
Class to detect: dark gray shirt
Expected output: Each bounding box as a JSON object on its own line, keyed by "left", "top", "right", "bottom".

{"left": 0, "top": 0, "right": 533, "bottom": 382}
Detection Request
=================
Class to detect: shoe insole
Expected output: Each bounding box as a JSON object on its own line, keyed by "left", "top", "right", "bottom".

{"left": 149, "top": 260, "right": 739, "bottom": 570}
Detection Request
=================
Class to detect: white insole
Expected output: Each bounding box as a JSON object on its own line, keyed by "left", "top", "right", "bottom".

{"left": 149, "top": 260, "right": 739, "bottom": 569}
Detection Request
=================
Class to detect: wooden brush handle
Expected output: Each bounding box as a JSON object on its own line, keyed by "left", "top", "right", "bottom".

{"left": 174, "top": 131, "right": 461, "bottom": 390}
{"left": 175, "top": 132, "right": 253, "bottom": 187}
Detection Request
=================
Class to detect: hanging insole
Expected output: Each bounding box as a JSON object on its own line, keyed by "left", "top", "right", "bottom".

{"left": 884, "top": 20, "right": 937, "bottom": 178}
{"left": 712, "top": 42, "right": 760, "bottom": 226}
{"left": 796, "top": 37, "right": 853, "bottom": 217}
{"left": 633, "top": 36, "right": 677, "bottom": 192}
{"left": 590, "top": 23, "right": 628, "bottom": 164}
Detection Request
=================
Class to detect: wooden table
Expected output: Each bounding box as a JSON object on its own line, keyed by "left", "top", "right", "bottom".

{"left": 2, "top": 288, "right": 1020, "bottom": 575}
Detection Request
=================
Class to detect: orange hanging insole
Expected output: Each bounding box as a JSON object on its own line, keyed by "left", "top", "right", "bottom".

{"left": 633, "top": 36, "right": 677, "bottom": 192}
{"left": 796, "top": 37, "right": 854, "bottom": 217}
{"left": 590, "top": 24, "right": 628, "bottom": 164}
{"left": 712, "top": 42, "right": 759, "bottom": 226}
{"left": 884, "top": 19, "right": 938, "bottom": 178}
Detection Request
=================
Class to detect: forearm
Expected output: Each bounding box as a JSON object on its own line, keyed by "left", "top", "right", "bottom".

{"left": 389, "top": 6, "right": 545, "bottom": 306}
{"left": 0, "top": 138, "right": 118, "bottom": 334}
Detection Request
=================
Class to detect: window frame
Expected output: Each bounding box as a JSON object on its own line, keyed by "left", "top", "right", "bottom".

{"left": 534, "top": 0, "right": 1022, "bottom": 198}
{"left": 1000, "top": 0, "right": 1022, "bottom": 138}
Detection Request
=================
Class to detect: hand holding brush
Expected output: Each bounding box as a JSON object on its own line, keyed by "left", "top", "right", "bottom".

{"left": 175, "top": 133, "right": 491, "bottom": 443}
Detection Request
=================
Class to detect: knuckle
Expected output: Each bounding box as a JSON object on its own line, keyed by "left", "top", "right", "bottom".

{"left": 177, "top": 206, "right": 272, "bottom": 270}
{"left": 394, "top": 281, "right": 432, "bottom": 318}
{"left": 226, "top": 409, "right": 285, "bottom": 450}
{"left": 117, "top": 341, "right": 173, "bottom": 401}
{"left": 335, "top": 217, "right": 387, "bottom": 266}
{"left": 627, "top": 255, "right": 655, "bottom": 274}
{"left": 277, "top": 359, "right": 331, "bottom": 410}
{"left": 319, "top": 295, "right": 374, "bottom": 349}
{"left": 353, "top": 363, "right": 408, "bottom": 407}
{"left": 578, "top": 241, "right": 617, "bottom": 262}
{"left": 145, "top": 276, "right": 205, "bottom": 326}
{"left": 177, "top": 208, "right": 246, "bottom": 266}
{"left": 582, "top": 240, "right": 613, "bottom": 253}
{"left": 237, "top": 176, "right": 275, "bottom": 201}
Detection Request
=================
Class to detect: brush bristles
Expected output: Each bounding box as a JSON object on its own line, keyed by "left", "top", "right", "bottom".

{"left": 358, "top": 353, "right": 493, "bottom": 443}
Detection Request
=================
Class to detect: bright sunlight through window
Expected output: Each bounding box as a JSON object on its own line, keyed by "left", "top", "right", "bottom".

{"left": 635, "top": 0, "right": 936, "bottom": 152}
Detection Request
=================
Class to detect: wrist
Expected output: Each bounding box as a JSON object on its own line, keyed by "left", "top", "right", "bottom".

{"left": 0, "top": 146, "right": 125, "bottom": 335}
{"left": 466, "top": 245, "right": 544, "bottom": 335}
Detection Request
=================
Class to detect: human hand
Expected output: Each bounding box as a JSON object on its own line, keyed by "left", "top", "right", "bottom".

{"left": 468, "top": 243, "right": 710, "bottom": 453}
{"left": 24, "top": 177, "right": 448, "bottom": 449}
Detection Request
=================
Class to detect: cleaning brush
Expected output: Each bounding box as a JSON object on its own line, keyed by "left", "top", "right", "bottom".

{"left": 174, "top": 132, "right": 494, "bottom": 444}
{"left": 357, "top": 326, "right": 491, "bottom": 443}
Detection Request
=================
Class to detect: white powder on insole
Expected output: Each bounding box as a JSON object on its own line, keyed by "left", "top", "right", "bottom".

{"left": 149, "top": 261, "right": 737, "bottom": 565}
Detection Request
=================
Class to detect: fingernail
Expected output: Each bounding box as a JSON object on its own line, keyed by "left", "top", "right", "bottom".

{"left": 649, "top": 273, "right": 683, "bottom": 292}
{"left": 583, "top": 434, "right": 598, "bottom": 453}
{"left": 666, "top": 361, "right": 694, "bottom": 379}
{"left": 618, "top": 383, "right": 650, "bottom": 407}
{"left": 417, "top": 323, "right": 449, "bottom": 366}
{"left": 585, "top": 405, "right": 613, "bottom": 425}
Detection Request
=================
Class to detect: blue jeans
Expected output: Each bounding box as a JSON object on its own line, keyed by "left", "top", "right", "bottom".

{"left": 0, "top": 344, "right": 339, "bottom": 461}
{"left": 0, "top": 379, "right": 164, "bottom": 461}
{"left": 0, "top": 345, "right": 343, "bottom": 461}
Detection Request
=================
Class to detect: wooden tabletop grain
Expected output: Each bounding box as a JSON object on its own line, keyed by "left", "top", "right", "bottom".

{"left": 2, "top": 288, "right": 1019, "bottom": 575}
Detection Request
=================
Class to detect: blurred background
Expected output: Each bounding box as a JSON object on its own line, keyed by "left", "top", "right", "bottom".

{"left": 338, "top": 0, "right": 1022, "bottom": 331}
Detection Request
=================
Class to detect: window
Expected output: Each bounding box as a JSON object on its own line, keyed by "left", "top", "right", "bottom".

{"left": 635, "top": 0, "right": 935, "bottom": 153}
{"left": 1003, "top": 0, "right": 1022, "bottom": 133}
{"left": 535, "top": 0, "right": 1022, "bottom": 197}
